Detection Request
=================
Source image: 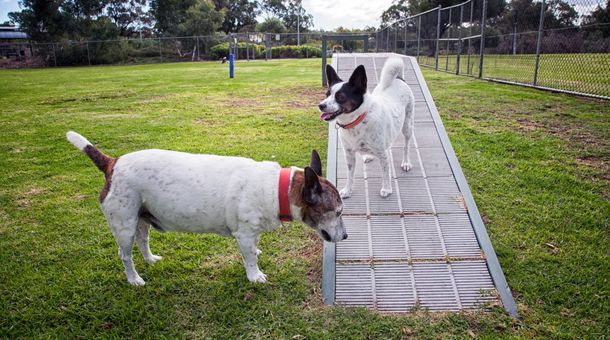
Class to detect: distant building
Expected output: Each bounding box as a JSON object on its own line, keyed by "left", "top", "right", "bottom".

{"left": 0, "top": 26, "right": 30, "bottom": 58}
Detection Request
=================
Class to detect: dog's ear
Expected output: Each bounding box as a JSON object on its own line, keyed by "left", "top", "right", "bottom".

{"left": 310, "top": 149, "right": 323, "bottom": 177}
{"left": 326, "top": 65, "right": 342, "bottom": 87}
{"left": 348, "top": 65, "right": 367, "bottom": 95}
{"left": 302, "top": 167, "right": 322, "bottom": 205}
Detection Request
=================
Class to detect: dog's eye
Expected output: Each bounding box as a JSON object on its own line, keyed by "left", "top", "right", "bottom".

{"left": 336, "top": 92, "right": 346, "bottom": 102}
{"left": 326, "top": 90, "right": 331, "bottom": 97}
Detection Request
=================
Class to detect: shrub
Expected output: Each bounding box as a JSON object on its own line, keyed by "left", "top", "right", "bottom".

{"left": 270, "top": 45, "right": 321, "bottom": 58}
{"left": 209, "top": 42, "right": 265, "bottom": 60}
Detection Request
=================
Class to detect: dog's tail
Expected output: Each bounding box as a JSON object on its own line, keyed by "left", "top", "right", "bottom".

{"left": 66, "top": 131, "right": 115, "bottom": 176}
{"left": 379, "top": 57, "right": 404, "bottom": 91}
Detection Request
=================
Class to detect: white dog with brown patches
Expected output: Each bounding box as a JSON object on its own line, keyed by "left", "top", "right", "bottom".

{"left": 319, "top": 57, "right": 414, "bottom": 198}
{"left": 66, "top": 131, "right": 346, "bottom": 286}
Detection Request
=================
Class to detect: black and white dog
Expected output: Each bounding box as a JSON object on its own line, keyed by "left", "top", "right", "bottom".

{"left": 67, "top": 131, "right": 346, "bottom": 285}
{"left": 319, "top": 58, "right": 415, "bottom": 198}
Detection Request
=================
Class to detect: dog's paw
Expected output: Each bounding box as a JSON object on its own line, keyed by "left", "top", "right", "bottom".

{"left": 363, "top": 155, "right": 375, "bottom": 163}
{"left": 256, "top": 248, "right": 262, "bottom": 256}
{"left": 145, "top": 255, "right": 163, "bottom": 264}
{"left": 339, "top": 187, "right": 352, "bottom": 199}
{"left": 380, "top": 187, "right": 393, "bottom": 198}
{"left": 127, "top": 275, "right": 146, "bottom": 286}
{"left": 401, "top": 161, "right": 413, "bottom": 172}
{"left": 248, "top": 270, "right": 267, "bottom": 283}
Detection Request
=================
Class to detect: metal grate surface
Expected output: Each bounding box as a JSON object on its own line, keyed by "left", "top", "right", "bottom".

{"left": 323, "top": 53, "right": 517, "bottom": 316}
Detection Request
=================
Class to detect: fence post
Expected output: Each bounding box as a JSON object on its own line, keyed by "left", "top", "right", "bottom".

{"left": 196, "top": 36, "right": 200, "bottom": 60}
{"left": 435, "top": 6, "right": 441, "bottom": 70}
{"left": 394, "top": 24, "right": 397, "bottom": 52}
{"left": 86, "top": 41, "right": 91, "bottom": 66}
{"left": 322, "top": 35, "right": 328, "bottom": 87}
{"left": 52, "top": 43, "right": 57, "bottom": 67}
{"left": 456, "top": 5, "right": 464, "bottom": 75}
{"left": 158, "top": 38, "right": 163, "bottom": 62}
{"left": 478, "top": 0, "right": 487, "bottom": 79}
{"left": 446, "top": 8, "right": 452, "bottom": 71}
{"left": 467, "top": 0, "right": 474, "bottom": 75}
{"left": 386, "top": 27, "right": 390, "bottom": 52}
{"left": 404, "top": 20, "right": 408, "bottom": 55}
{"left": 533, "top": 0, "right": 545, "bottom": 86}
{"left": 376, "top": 31, "right": 379, "bottom": 52}
{"left": 417, "top": 16, "right": 421, "bottom": 62}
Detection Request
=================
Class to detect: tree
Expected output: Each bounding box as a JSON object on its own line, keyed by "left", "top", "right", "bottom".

{"left": 213, "top": 0, "right": 259, "bottom": 34}
{"left": 180, "top": 0, "right": 224, "bottom": 36}
{"left": 381, "top": 0, "right": 409, "bottom": 26}
{"left": 256, "top": 17, "right": 286, "bottom": 33}
{"left": 106, "top": 0, "right": 151, "bottom": 36}
{"left": 150, "top": 0, "right": 224, "bottom": 36}
{"left": 583, "top": 0, "right": 610, "bottom": 37}
{"left": 259, "top": 0, "right": 313, "bottom": 32}
{"left": 9, "top": 0, "right": 71, "bottom": 41}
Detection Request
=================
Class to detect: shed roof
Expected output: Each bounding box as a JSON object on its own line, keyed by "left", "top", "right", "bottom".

{"left": 0, "top": 31, "right": 29, "bottom": 39}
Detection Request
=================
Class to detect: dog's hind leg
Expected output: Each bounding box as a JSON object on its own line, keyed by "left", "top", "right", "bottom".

{"left": 136, "top": 220, "right": 163, "bottom": 264}
{"left": 401, "top": 104, "right": 415, "bottom": 172}
{"left": 103, "top": 198, "right": 146, "bottom": 286}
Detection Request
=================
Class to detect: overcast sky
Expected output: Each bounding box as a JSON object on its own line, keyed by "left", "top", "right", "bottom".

{"left": 0, "top": 0, "right": 393, "bottom": 30}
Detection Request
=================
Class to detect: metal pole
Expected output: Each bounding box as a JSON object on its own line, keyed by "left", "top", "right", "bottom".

{"left": 52, "top": 43, "right": 57, "bottom": 67}
{"left": 229, "top": 53, "right": 234, "bottom": 78}
{"left": 533, "top": 0, "right": 545, "bottom": 86}
{"left": 386, "top": 27, "right": 390, "bottom": 52}
{"left": 196, "top": 36, "right": 200, "bottom": 60}
{"left": 467, "top": 0, "right": 474, "bottom": 75}
{"left": 456, "top": 5, "right": 464, "bottom": 75}
{"left": 417, "top": 16, "right": 421, "bottom": 62}
{"left": 376, "top": 32, "right": 379, "bottom": 52}
{"left": 394, "top": 24, "right": 397, "bottom": 52}
{"left": 446, "top": 8, "right": 452, "bottom": 71}
{"left": 404, "top": 20, "right": 408, "bottom": 55}
{"left": 322, "top": 35, "right": 328, "bottom": 87}
{"left": 435, "top": 6, "right": 441, "bottom": 70}
{"left": 86, "top": 41, "right": 91, "bottom": 66}
{"left": 297, "top": 5, "right": 301, "bottom": 46}
{"left": 478, "top": 0, "right": 487, "bottom": 79}
{"left": 158, "top": 38, "right": 163, "bottom": 62}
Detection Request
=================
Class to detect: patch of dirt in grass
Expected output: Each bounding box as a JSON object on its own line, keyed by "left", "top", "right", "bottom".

{"left": 40, "top": 91, "right": 135, "bottom": 105}
{"left": 17, "top": 187, "right": 46, "bottom": 208}
{"left": 283, "top": 86, "right": 325, "bottom": 110}
{"left": 202, "top": 96, "right": 263, "bottom": 109}
{"left": 516, "top": 116, "right": 610, "bottom": 197}
{"left": 193, "top": 117, "right": 226, "bottom": 127}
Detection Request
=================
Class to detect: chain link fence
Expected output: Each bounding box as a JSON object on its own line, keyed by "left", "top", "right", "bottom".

{"left": 378, "top": 0, "right": 610, "bottom": 99}
{"left": 0, "top": 32, "right": 332, "bottom": 68}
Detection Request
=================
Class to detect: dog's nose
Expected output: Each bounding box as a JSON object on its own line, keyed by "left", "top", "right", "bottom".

{"left": 342, "top": 232, "right": 348, "bottom": 240}
{"left": 318, "top": 103, "right": 327, "bottom": 111}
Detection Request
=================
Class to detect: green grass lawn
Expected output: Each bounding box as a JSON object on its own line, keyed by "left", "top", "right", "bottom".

{"left": 418, "top": 53, "right": 610, "bottom": 98}
{"left": 1, "top": 59, "right": 609, "bottom": 338}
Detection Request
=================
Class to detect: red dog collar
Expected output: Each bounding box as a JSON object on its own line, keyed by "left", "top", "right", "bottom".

{"left": 278, "top": 168, "right": 292, "bottom": 222}
{"left": 337, "top": 111, "right": 368, "bottom": 129}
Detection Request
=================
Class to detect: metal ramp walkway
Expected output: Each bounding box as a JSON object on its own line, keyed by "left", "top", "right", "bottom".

{"left": 321, "top": 53, "right": 517, "bottom": 316}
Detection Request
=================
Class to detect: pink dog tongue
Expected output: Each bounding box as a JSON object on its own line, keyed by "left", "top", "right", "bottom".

{"left": 320, "top": 112, "right": 333, "bottom": 121}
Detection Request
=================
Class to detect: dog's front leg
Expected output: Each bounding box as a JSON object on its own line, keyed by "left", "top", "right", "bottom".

{"left": 340, "top": 148, "right": 356, "bottom": 198}
{"left": 379, "top": 150, "right": 393, "bottom": 197}
{"left": 234, "top": 231, "right": 267, "bottom": 283}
